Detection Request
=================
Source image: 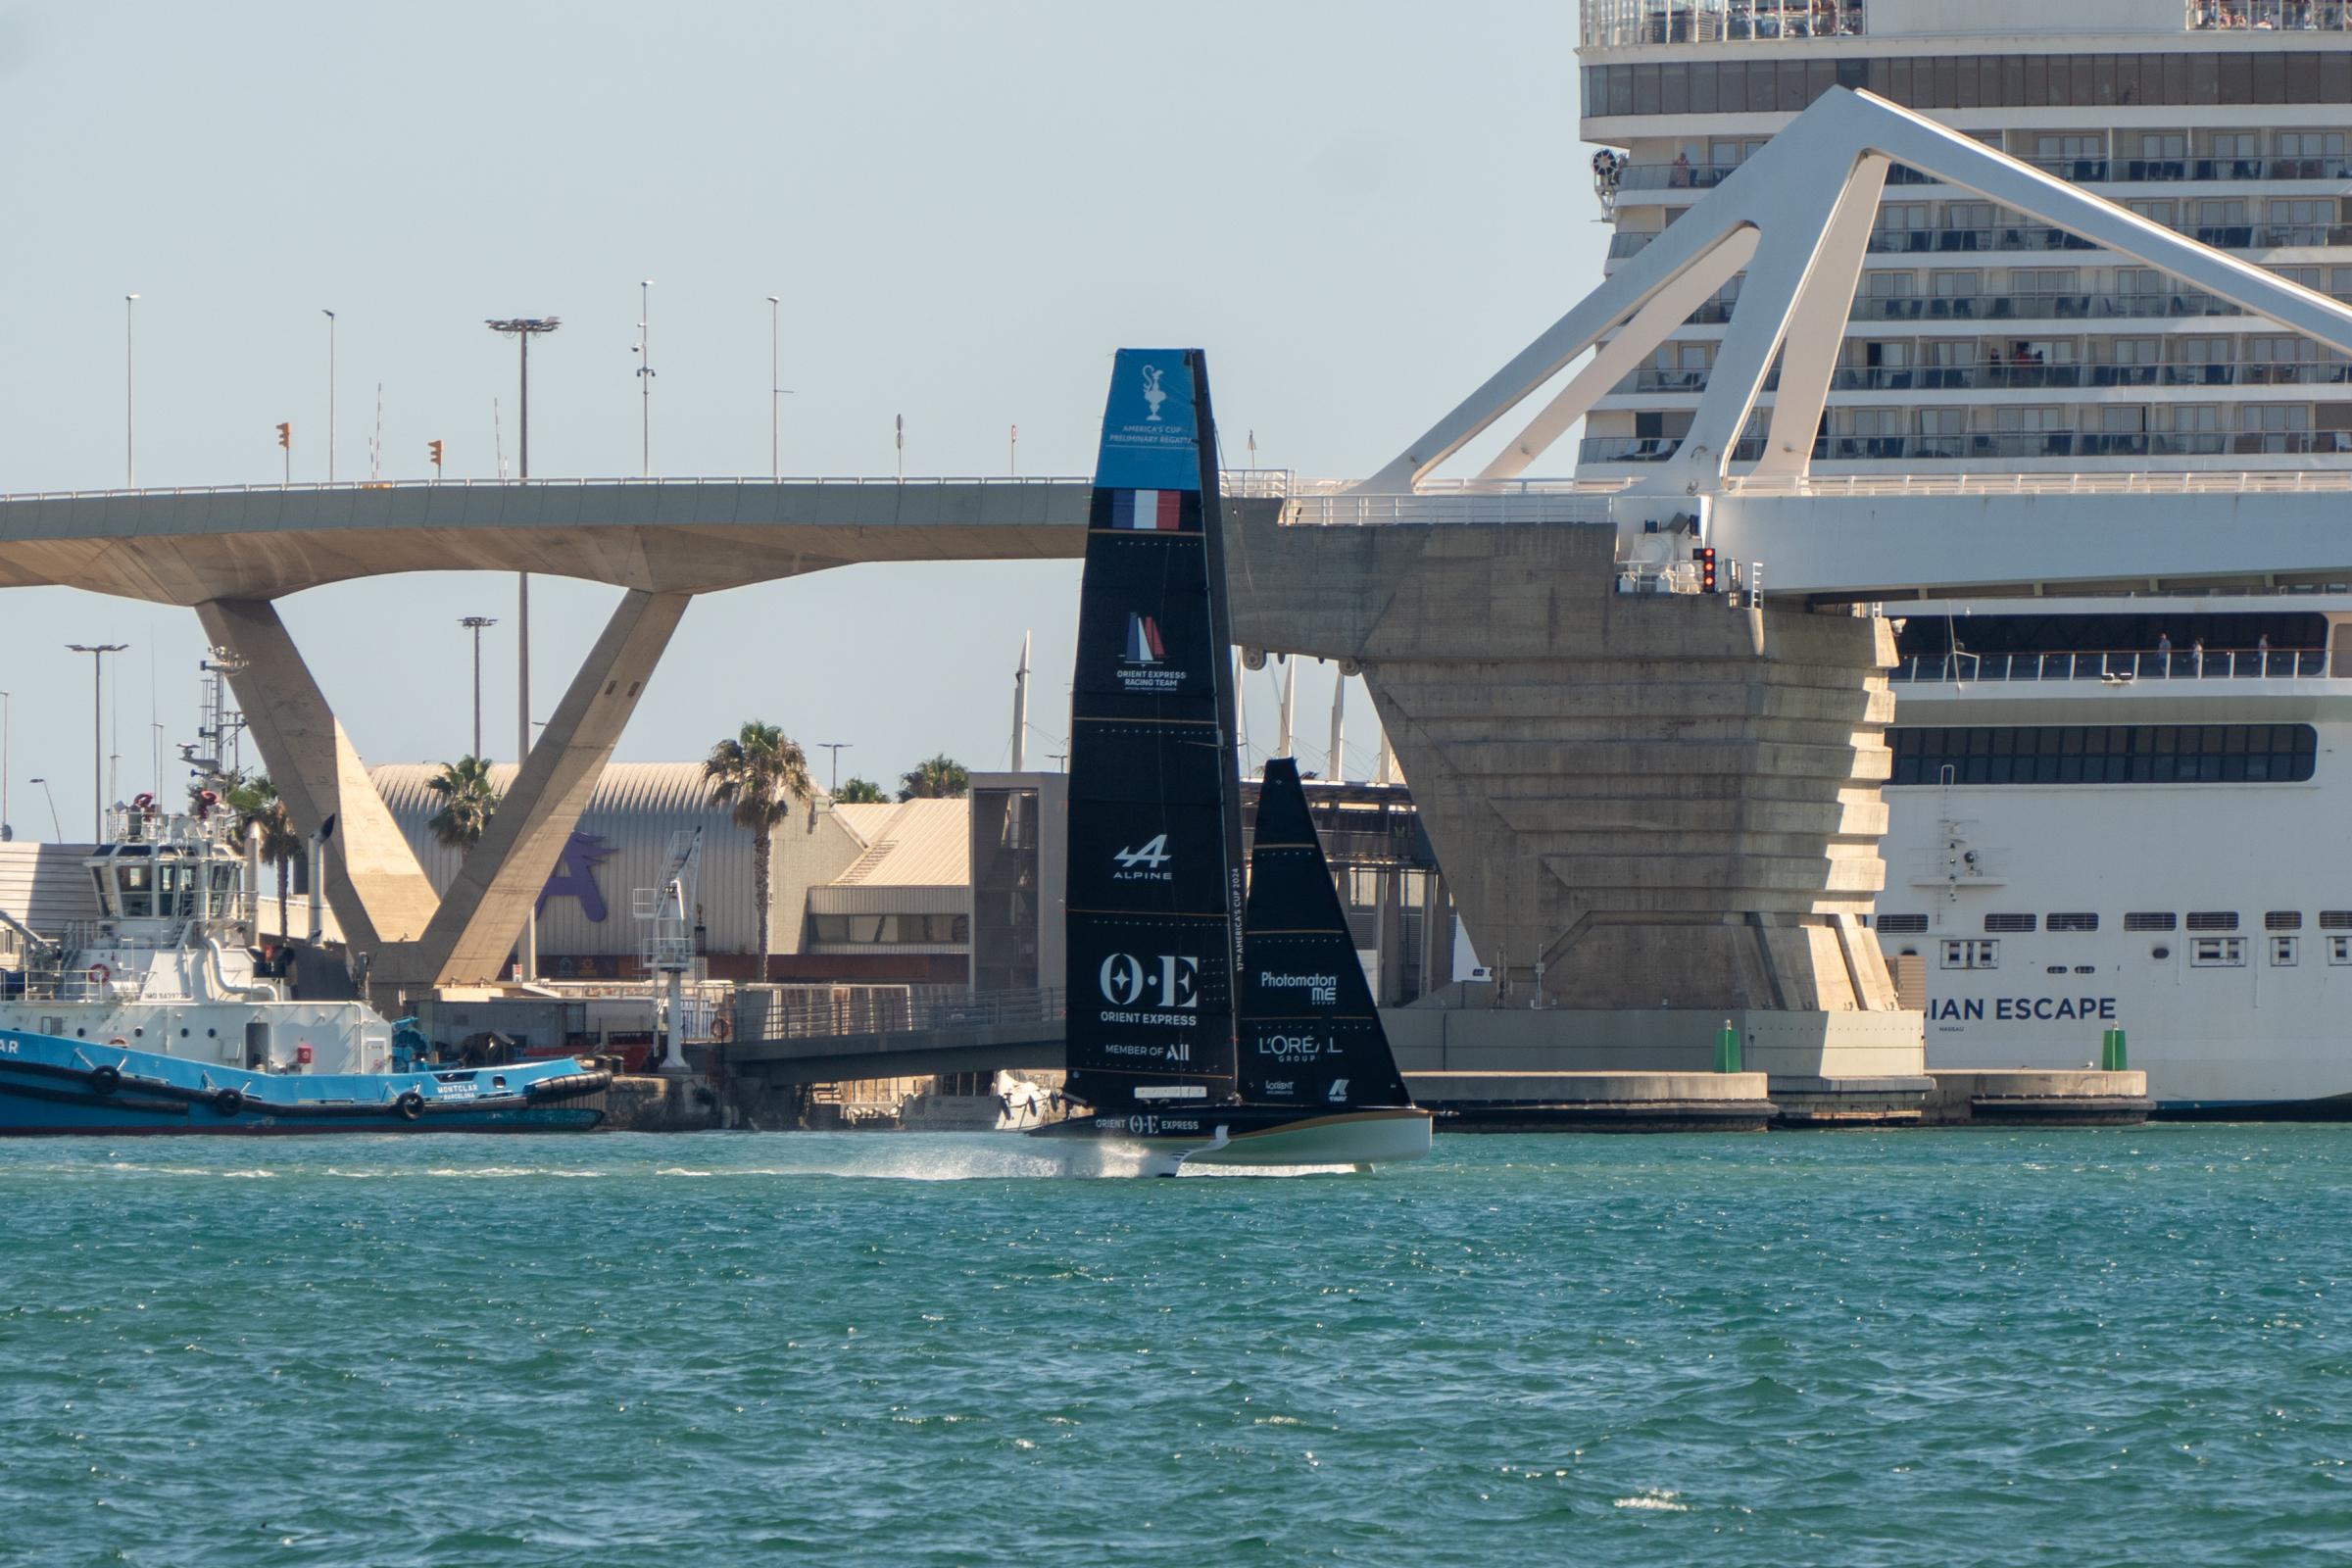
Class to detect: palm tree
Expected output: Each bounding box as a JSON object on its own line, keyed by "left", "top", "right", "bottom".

{"left": 834, "top": 776, "right": 886, "bottom": 805}
{"left": 703, "top": 721, "right": 812, "bottom": 980}
{"left": 224, "top": 775, "right": 303, "bottom": 940}
{"left": 898, "top": 753, "right": 969, "bottom": 802}
{"left": 426, "top": 756, "right": 503, "bottom": 853}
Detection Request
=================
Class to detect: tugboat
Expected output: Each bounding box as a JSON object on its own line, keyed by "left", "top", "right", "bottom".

{"left": 1028, "top": 348, "right": 1432, "bottom": 1174}
{"left": 0, "top": 796, "right": 609, "bottom": 1135}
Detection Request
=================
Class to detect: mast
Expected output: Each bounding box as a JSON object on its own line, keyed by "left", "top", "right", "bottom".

{"left": 1061, "top": 350, "right": 1244, "bottom": 1109}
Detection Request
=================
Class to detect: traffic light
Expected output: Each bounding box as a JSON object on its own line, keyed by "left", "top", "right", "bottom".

{"left": 1698, "top": 546, "right": 1718, "bottom": 593}
{"left": 275, "top": 421, "right": 291, "bottom": 450}
{"left": 427, "top": 438, "right": 445, "bottom": 472}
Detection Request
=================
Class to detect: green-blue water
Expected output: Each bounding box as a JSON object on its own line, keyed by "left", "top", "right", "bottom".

{"left": 3, "top": 1128, "right": 2349, "bottom": 1567}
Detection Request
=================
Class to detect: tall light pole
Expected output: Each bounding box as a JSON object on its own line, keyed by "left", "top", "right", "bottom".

{"left": 66, "top": 643, "right": 127, "bottom": 838}
{"left": 485, "top": 316, "right": 560, "bottom": 982}
{"left": 1, "top": 689, "right": 11, "bottom": 841}
{"left": 816, "top": 742, "right": 850, "bottom": 794}
{"left": 635, "top": 280, "right": 655, "bottom": 477}
{"left": 765, "top": 294, "right": 791, "bottom": 480}
{"left": 28, "top": 779, "right": 60, "bottom": 843}
{"left": 321, "top": 309, "right": 337, "bottom": 483}
{"left": 123, "top": 294, "right": 138, "bottom": 487}
{"left": 460, "top": 616, "right": 497, "bottom": 759}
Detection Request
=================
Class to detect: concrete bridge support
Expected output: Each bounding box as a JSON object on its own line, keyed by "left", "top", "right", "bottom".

{"left": 197, "top": 588, "right": 693, "bottom": 993}
{"left": 1226, "top": 510, "right": 1904, "bottom": 1020}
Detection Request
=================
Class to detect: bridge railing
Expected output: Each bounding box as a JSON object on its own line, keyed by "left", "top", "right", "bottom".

{"left": 735, "top": 985, "right": 1067, "bottom": 1042}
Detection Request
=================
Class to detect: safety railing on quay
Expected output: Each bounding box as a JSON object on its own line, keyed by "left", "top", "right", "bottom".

{"left": 1892, "top": 647, "right": 2333, "bottom": 684}
{"left": 735, "top": 985, "right": 1067, "bottom": 1043}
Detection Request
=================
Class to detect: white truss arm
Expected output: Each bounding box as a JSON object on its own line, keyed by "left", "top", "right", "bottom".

{"left": 1477, "top": 228, "right": 1758, "bottom": 484}
{"left": 1372, "top": 86, "right": 2352, "bottom": 496}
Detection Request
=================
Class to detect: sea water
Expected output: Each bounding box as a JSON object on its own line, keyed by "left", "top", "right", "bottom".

{"left": 1, "top": 1127, "right": 2348, "bottom": 1567}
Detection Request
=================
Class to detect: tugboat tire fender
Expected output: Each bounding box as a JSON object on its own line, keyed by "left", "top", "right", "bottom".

{"left": 86, "top": 1064, "right": 122, "bottom": 1096}
{"left": 395, "top": 1090, "right": 425, "bottom": 1121}
{"left": 211, "top": 1087, "right": 245, "bottom": 1117}
{"left": 525, "top": 1069, "right": 612, "bottom": 1102}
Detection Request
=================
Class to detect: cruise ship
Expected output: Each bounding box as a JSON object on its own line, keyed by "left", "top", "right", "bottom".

{"left": 1576, "top": 0, "right": 2352, "bottom": 1111}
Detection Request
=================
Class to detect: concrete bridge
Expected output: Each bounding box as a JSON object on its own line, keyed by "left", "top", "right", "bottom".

{"left": 719, "top": 986, "right": 1065, "bottom": 1088}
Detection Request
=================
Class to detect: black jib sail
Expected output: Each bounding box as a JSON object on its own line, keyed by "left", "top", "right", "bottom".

{"left": 1061, "top": 349, "right": 1246, "bottom": 1112}
{"left": 1236, "top": 759, "right": 1415, "bottom": 1110}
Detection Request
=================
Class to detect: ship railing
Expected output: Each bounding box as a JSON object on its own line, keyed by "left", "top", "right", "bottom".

{"left": 1892, "top": 647, "right": 2333, "bottom": 683}
{"left": 2188, "top": 1, "right": 2352, "bottom": 31}
{"left": 1579, "top": 0, "right": 1866, "bottom": 47}
{"left": 735, "top": 984, "right": 1067, "bottom": 1042}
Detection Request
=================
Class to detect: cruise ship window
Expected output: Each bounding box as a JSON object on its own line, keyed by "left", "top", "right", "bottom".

{"left": 2047, "top": 913, "right": 2099, "bottom": 933}
{"left": 1878, "top": 913, "right": 1929, "bottom": 935}
{"left": 2187, "top": 911, "right": 2240, "bottom": 932}
{"left": 2191, "top": 937, "right": 2247, "bottom": 968}
{"left": 2266, "top": 911, "right": 2304, "bottom": 932}
{"left": 2137, "top": 133, "right": 2186, "bottom": 161}
{"left": 2278, "top": 132, "right": 2347, "bottom": 160}
{"left": 1984, "top": 913, "right": 2036, "bottom": 934}
{"left": 2331, "top": 936, "right": 2352, "bottom": 966}
{"left": 2273, "top": 936, "right": 2300, "bottom": 968}
{"left": 2125, "top": 912, "right": 2177, "bottom": 932}
{"left": 1942, "top": 940, "right": 1998, "bottom": 970}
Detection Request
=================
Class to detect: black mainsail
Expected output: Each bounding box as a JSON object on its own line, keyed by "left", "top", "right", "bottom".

{"left": 1062, "top": 349, "right": 1246, "bottom": 1112}
{"left": 1237, "top": 759, "right": 1415, "bottom": 1111}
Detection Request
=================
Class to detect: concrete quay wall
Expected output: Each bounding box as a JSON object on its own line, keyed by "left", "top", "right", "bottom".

{"left": 1231, "top": 514, "right": 1903, "bottom": 1016}
{"left": 1383, "top": 1005, "right": 1926, "bottom": 1082}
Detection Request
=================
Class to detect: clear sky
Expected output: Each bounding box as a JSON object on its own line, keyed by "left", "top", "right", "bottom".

{"left": 0, "top": 0, "right": 1604, "bottom": 840}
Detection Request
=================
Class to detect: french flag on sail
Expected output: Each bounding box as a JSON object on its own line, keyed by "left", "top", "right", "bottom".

{"left": 1109, "top": 488, "right": 1184, "bottom": 531}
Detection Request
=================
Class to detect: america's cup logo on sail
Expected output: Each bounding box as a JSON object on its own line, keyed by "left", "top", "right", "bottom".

{"left": 1140, "top": 363, "right": 1166, "bottom": 421}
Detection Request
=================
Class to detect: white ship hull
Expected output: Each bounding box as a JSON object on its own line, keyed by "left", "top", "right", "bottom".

{"left": 1874, "top": 595, "right": 2352, "bottom": 1113}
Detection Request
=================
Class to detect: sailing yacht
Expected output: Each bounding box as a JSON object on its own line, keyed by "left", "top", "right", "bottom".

{"left": 1029, "top": 348, "right": 1431, "bottom": 1172}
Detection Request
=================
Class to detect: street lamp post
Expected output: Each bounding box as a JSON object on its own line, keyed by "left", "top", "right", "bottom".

{"left": 1, "top": 689, "right": 11, "bottom": 840}
{"left": 27, "top": 779, "right": 61, "bottom": 843}
{"left": 816, "top": 742, "right": 850, "bottom": 794}
{"left": 485, "top": 317, "right": 560, "bottom": 982}
{"left": 322, "top": 309, "right": 337, "bottom": 483}
{"left": 123, "top": 294, "right": 138, "bottom": 487}
{"left": 65, "top": 643, "right": 127, "bottom": 838}
{"left": 636, "top": 280, "right": 655, "bottom": 477}
{"left": 459, "top": 616, "right": 497, "bottom": 758}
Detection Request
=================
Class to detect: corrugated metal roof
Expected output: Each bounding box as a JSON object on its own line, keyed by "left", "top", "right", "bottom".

{"left": 0, "top": 844, "right": 104, "bottom": 934}
{"left": 826, "top": 799, "right": 970, "bottom": 889}
{"left": 371, "top": 763, "right": 868, "bottom": 956}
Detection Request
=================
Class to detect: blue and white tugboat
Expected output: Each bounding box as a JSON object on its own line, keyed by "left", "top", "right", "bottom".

{"left": 0, "top": 799, "right": 609, "bottom": 1135}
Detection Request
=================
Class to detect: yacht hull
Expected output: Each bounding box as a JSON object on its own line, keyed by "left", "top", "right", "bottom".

{"left": 1030, "top": 1104, "right": 1434, "bottom": 1171}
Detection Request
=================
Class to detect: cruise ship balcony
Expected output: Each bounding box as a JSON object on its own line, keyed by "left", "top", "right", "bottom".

{"left": 1609, "top": 223, "right": 2352, "bottom": 261}
{"left": 1611, "top": 159, "right": 2352, "bottom": 200}
{"left": 1583, "top": 430, "right": 2352, "bottom": 464}
{"left": 1618, "top": 362, "right": 2352, "bottom": 396}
